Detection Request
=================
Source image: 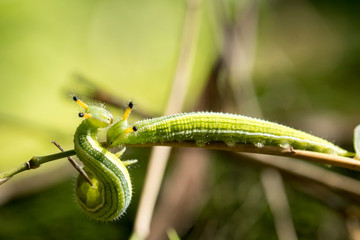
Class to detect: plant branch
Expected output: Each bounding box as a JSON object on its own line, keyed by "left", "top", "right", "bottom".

{"left": 0, "top": 150, "right": 75, "bottom": 184}
{"left": 1, "top": 141, "right": 358, "bottom": 187}
{"left": 123, "top": 142, "right": 360, "bottom": 171}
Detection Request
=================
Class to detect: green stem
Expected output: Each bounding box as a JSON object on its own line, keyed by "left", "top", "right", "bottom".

{"left": 0, "top": 150, "right": 76, "bottom": 184}
{"left": 35, "top": 150, "right": 76, "bottom": 165}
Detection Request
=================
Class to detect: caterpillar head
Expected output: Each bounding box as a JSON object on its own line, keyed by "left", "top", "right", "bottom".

{"left": 107, "top": 101, "right": 137, "bottom": 146}
{"left": 73, "top": 96, "right": 113, "bottom": 128}
{"left": 107, "top": 121, "right": 137, "bottom": 146}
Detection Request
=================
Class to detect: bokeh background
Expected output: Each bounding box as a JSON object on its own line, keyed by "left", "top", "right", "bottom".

{"left": 1, "top": 0, "right": 360, "bottom": 239}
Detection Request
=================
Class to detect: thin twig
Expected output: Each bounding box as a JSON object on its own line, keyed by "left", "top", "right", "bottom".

{"left": 0, "top": 150, "right": 75, "bottom": 184}
{"left": 51, "top": 141, "right": 93, "bottom": 187}
{"left": 123, "top": 142, "right": 360, "bottom": 171}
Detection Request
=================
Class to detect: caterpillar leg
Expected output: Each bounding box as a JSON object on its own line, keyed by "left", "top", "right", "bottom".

{"left": 115, "top": 147, "right": 127, "bottom": 158}
{"left": 122, "top": 159, "right": 138, "bottom": 166}
{"left": 114, "top": 147, "right": 138, "bottom": 166}
{"left": 51, "top": 141, "right": 94, "bottom": 187}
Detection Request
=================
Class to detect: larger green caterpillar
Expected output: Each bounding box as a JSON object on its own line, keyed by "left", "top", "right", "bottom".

{"left": 107, "top": 112, "right": 352, "bottom": 157}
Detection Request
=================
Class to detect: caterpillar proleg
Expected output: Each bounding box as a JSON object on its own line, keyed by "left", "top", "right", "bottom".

{"left": 107, "top": 112, "right": 352, "bottom": 157}
{"left": 73, "top": 97, "right": 137, "bottom": 221}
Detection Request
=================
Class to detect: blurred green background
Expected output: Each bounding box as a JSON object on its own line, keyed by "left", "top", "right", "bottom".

{"left": 0, "top": 0, "right": 360, "bottom": 239}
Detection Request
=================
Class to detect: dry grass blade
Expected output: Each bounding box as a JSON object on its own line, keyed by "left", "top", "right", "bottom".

{"left": 132, "top": 0, "right": 203, "bottom": 238}
{"left": 261, "top": 169, "right": 298, "bottom": 240}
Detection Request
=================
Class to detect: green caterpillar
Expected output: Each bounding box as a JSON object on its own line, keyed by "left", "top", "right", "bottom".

{"left": 107, "top": 112, "right": 352, "bottom": 157}
{"left": 73, "top": 97, "right": 137, "bottom": 221}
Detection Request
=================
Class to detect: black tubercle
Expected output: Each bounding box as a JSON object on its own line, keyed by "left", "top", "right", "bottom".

{"left": 133, "top": 126, "right": 138, "bottom": 132}
{"left": 128, "top": 101, "right": 134, "bottom": 109}
{"left": 73, "top": 96, "right": 78, "bottom": 101}
{"left": 78, "top": 112, "right": 84, "bottom": 118}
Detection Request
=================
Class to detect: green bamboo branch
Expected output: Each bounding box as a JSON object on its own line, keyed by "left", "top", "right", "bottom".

{"left": 0, "top": 150, "right": 75, "bottom": 184}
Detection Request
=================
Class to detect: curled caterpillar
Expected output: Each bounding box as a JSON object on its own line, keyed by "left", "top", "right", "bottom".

{"left": 107, "top": 112, "right": 352, "bottom": 157}
{"left": 73, "top": 97, "right": 137, "bottom": 221}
